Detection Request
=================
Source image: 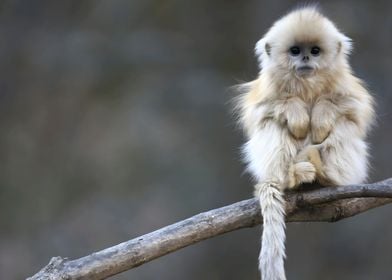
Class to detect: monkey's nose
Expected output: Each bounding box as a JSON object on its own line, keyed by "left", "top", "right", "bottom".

{"left": 302, "top": 56, "right": 309, "bottom": 62}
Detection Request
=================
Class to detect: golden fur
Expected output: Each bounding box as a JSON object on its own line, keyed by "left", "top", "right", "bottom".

{"left": 235, "top": 7, "right": 375, "bottom": 280}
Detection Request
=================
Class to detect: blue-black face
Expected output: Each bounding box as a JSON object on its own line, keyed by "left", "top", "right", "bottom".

{"left": 288, "top": 43, "right": 322, "bottom": 76}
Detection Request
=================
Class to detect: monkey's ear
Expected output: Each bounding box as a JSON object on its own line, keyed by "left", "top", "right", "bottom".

{"left": 265, "top": 43, "right": 271, "bottom": 56}
{"left": 255, "top": 39, "right": 271, "bottom": 57}
{"left": 338, "top": 34, "right": 353, "bottom": 55}
{"left": 255, "top": 38, "right": 271, "bottom": 70}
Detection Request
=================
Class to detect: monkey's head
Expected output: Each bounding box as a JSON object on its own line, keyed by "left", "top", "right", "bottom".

{"left": 255, "top": 7, "right": 352, "bottom": 79}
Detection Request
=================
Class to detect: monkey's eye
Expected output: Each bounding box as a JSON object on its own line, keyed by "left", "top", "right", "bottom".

{"left": 310, "top": 46, "right": 321, "bottom": 56}
{"left": 289, "top": 46, "right": 301, "bottom": 56}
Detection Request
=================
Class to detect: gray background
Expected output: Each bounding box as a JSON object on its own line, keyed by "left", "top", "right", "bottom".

{"left": 0, "top": 0, "right": 391, "bottom": 279}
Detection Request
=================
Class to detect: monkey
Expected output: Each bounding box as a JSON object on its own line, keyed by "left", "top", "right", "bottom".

{"left": 235, "top": 7, "right": 374, "bottom": 280}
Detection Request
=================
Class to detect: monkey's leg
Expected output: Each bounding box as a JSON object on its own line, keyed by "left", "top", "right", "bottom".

{"left": 245, "top": 122, "right": 293, "bottom": 189}
{"left": 244, "top": 121, "right": 315, "bottom": 191}
{"left": 316, "top": 120, "right": 369, "bottom": 185}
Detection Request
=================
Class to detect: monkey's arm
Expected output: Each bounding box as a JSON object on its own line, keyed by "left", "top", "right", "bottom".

{"left": 337, "top": 91, "right": 375, "bottom": 137}
{"left": 311, "top": 97, "right": 340, "bottom": 144}
{"left": 238, "top": 83, "right": 315, "bottom": 189}
{"left": 311, "top": 85, "right": 374, "bottom": 144}
{"left": 241, "top": 97, "right": 309, "bottom": 139}
{"left": 309, "top": 90, "right": 374, "bottom": 185}
{"left": 273, "top": 97, "right": 310, "bottom": 140}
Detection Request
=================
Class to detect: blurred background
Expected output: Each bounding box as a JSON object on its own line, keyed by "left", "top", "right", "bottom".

{"left": 0, "top": 0, "right": 391, "bottom": 279}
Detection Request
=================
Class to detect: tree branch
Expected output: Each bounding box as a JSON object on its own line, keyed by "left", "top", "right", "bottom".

{"left": 28, "top": 178, "right": 392, "bottom": 280}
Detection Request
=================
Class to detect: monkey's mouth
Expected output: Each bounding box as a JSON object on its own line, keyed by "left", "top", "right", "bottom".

{"left": 296, "top": 66, "right": 315, "bottom": 76}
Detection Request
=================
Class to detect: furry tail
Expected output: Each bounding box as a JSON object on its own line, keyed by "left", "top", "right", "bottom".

{"left": 255, "top": 182, "right": 287, "bottom": 280}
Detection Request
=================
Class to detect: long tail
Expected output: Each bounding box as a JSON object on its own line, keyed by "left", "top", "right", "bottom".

{"left": 256, "top": 183, "right": 287, "bottom": 280}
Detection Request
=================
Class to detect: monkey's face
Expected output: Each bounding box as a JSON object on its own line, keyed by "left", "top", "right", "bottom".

{"left": 287, "top": 43, "right": 322, "bottom": 77}
{"left": 256, "top": 9, "right": 352, "bottom": 78}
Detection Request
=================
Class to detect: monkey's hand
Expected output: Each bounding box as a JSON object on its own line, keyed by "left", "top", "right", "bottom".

{"left": 287, "top": 161, "right": 316, "bottom": 189}
{"left": 311, "top": 99, "right": 339, "bottom": 144}
{"left": 277, "top": 97, "right": 310, "bottom": 139}
{"left": 287, "top": 145, "right": 327, "bottom": 189}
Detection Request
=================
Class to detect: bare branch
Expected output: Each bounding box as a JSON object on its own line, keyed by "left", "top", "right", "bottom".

{"left": 28, "top": 179, "right": 392, "bottom": 280}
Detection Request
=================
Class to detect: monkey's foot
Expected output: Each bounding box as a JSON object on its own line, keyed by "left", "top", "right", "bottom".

{"left": 287, "top": 162, "right": 316, "bottom": 189}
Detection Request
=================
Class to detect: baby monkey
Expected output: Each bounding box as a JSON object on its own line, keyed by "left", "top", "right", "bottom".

{"left": 236, "top": 7, "right": 374, "bottom": 280}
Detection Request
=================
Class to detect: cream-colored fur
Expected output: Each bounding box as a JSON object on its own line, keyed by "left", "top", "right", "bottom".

{"left": 235, "top": 7, "right": 375, "bottom": 280}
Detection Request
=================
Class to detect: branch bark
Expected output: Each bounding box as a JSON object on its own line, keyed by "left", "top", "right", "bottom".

{"left": 28, "top": 178, "right": 392, "bottom": 280}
